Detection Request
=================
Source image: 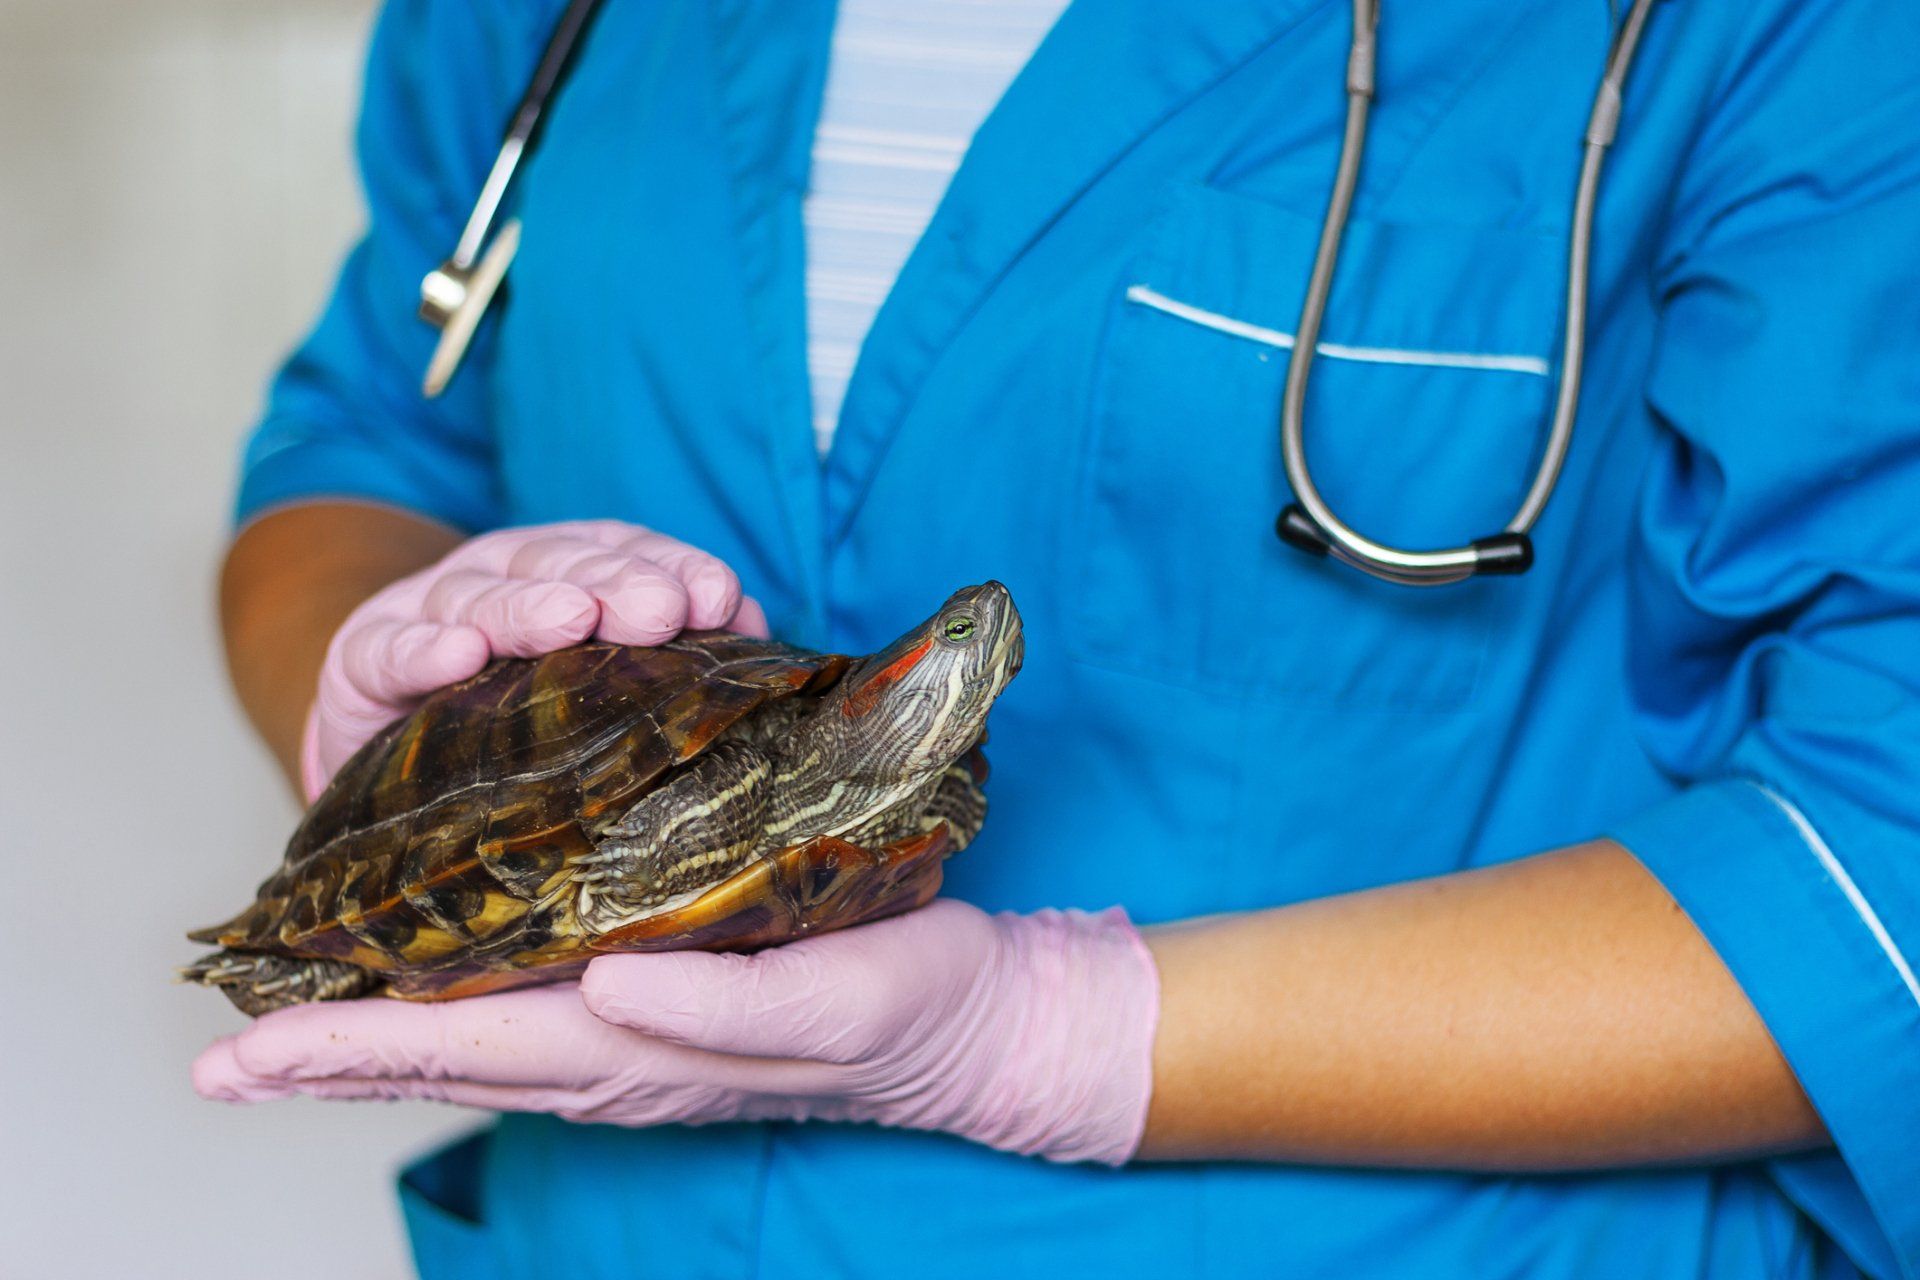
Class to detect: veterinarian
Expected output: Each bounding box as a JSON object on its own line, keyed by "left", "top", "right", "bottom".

{"left": 195, "top": 0, "right": 1920, "bottom": 1275}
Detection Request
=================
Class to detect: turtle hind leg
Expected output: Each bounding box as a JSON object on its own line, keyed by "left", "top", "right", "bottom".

{"left": 577, "top": 742, "right": 774, "bottom": 922}
{"left": 180, "top": 950, "right": 381, "bottom": 1017}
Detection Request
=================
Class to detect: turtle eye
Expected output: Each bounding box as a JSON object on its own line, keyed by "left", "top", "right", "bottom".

{"left": 942, "top": 615, "right": 977, "bottom": 644}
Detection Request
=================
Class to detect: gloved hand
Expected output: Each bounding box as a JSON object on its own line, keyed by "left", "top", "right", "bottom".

{"left": 301, "top": 520, "right": 767, "bottom": 799}
{"left": 192, "top": 900, "right": 1160, "bottom": 1165}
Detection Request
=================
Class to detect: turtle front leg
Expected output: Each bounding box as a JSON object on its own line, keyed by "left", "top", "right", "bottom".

{"left": 841, "top": 751, "right": 989, "bottom": 851}
{"left": 593, "top": 826, "right": 956, "bottom": 954}
{"left": 574, "top": 742, "right": 775, "bottom": 926}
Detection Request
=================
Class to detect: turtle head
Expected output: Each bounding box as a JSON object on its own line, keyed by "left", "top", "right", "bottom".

{"left": 830, "top": 581, "right": 1023, "bottom": 780}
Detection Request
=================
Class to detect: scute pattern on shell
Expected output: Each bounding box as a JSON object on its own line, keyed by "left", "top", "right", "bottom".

{"left": 190, "top": 634, "right": 850, "bottom": 989}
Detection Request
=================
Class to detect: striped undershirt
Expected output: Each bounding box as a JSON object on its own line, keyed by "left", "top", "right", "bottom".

{"left": 803, "top": 0, "right": 1071, "bottom": 454}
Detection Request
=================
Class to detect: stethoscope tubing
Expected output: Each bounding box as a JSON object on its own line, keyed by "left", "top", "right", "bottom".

{"left": 1278, "top": 0, "right": 1658, "bottom": 586}
{"left": 422, "top": 0, "right": 1659, "bottom": 589}
{"left": 450, "top": 0, "right": 605, "bottom": 274}
{"left": 417, "top": 0, "right": 604, "bottom": 396}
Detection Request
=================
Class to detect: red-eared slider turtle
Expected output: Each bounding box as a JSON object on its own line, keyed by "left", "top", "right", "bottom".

{"left": 185, "top": 583, "right": 1022, "bottom": 1016}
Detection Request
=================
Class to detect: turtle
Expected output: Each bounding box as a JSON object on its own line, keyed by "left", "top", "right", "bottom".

{"left": 183, "top": 582, "right": 1022, "bottom": 1016}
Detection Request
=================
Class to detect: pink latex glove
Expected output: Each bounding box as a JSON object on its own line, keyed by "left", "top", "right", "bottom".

{"left": 301, "top": 519, "right": 767, "bottom": 800}
{"left": 192, "top": 900, "right": 1161, "bottom": 1165}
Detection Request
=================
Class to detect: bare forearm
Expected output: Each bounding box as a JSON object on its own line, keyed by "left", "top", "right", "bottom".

{"left": 219, "top": 502, "right": 459, "bottom": 784}
{"left": 1139, "top": 840, "right": 1826, "bottom": 1169}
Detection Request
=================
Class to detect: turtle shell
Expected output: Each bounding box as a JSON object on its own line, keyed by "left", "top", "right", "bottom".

{"left": 191, "top": 633, "right": 852, "bottom": 995}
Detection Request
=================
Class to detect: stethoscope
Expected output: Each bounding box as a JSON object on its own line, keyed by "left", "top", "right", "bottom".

{"left": 417, "top": 0, "right": 604, "bottom": 399}
{"left": 420, "top": 0, "right": 1657, "bottom": 588}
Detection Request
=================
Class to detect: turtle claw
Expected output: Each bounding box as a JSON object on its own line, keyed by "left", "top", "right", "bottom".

{"left": 570, "top": 848, "right": 627, "bottom": 883}
{"left": 181, "top": 955, "right": 260, "bottom": 984}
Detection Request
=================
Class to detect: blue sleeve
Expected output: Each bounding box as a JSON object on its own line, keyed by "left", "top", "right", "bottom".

{"left": 1605, "top": 2, "right": 1920, "bottom": 1274}
{"left": 234, "top": 0, "right": 558, "bottom": 532}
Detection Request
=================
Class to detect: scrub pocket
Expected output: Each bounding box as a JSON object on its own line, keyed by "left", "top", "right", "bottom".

{"left": 1067, "top": 183, "right": 1561, "bottom": 711}
{"left": 398, "top": 1129, "right": 505, "bottom": 1280}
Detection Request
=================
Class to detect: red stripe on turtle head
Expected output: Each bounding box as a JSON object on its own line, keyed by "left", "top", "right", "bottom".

{"left": 841, "top": 635, "right": 935, "bottom": 718}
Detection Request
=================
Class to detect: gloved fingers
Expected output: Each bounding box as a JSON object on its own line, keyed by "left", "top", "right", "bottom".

{"left": 611, "top": 531, "right": 744, "bottom": 629}
{"left": 298, "top": 710, "right": 333, "bottom": 802}
{"left": 210, "top": 985, "right": 594, "bottom": 1091}
{"left": 581, "top": 946, "right": 871, "bottom": 1063}
{"left": 335, "top": 619, "right": 492, "bottom": 709}
{"left": 276, "top": 1076, "right": 577, "bottom": 1113}
{"left": 192, "top": 988, "right": 799, "bottom": 1126}
{"left": 515, "top": 522, "right": 743, "bottom": 631}
{"left": 283, "top": 1071, "right": 787, "bottom": 1130}
{"left": 498, "top": 532, "right": 667, "bottom": 587}
{"left": 453, "top": 524, "right": 589, "bottom": 575}
{"left": 225, "top": 1000, "right": 451, "bottom": 1085}
{"left": 511, "top": 519, "right": 648, "bottom": 555}
{"left": 213, "top": 1070, "right": 574, "bottom": 1115}
{"left": 728, "top": 594, "right": 771, "bottom": 639}
{"left": 192, "top": 1036, "right": 281, "bottom": 1102}
{"left": 562, "top": 552, "right": 696, "bottom": 645}
{"left": 588, "top": 900, "right": 1005, "bottom": 1061}
{"left": 500, "top": 538, "right": 695, "bottom": 645}
{"left": 420, "top": 571, "right": 600, "bottom": 656}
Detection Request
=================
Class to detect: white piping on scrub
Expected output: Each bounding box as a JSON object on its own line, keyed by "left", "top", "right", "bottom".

{"left": 1748, "top": 781, "right": 1920, "bottom": 1011}
{"left": 1123, "top": 284, "right": 1552, "bottom": 377}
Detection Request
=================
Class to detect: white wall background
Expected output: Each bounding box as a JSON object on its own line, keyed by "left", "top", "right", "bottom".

{"left": 0, "top": 2, "right": 472, "bottom": 1275}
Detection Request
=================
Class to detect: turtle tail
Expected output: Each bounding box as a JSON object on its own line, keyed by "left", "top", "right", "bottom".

{"left": 179, "top": 949, "right": 381, "bottom": 1017}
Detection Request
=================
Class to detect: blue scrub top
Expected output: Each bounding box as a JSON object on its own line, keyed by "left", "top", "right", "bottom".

{"left": 237, "top": 0, "right": 1920, "bottom": 1276}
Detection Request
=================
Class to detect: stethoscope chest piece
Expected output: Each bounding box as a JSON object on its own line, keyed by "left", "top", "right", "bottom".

{"left": 420, "top": 218, "right": 521, "bottom": 398}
